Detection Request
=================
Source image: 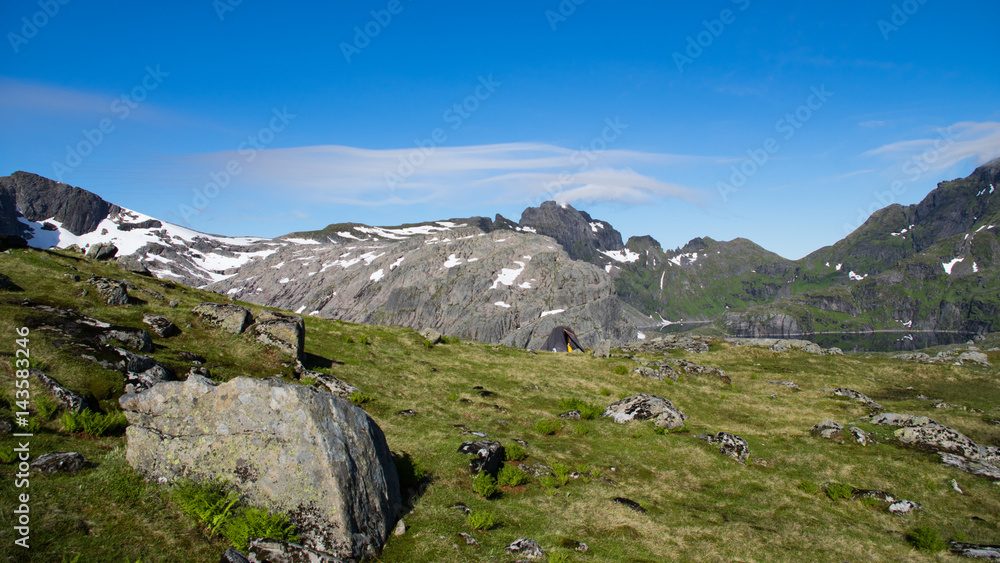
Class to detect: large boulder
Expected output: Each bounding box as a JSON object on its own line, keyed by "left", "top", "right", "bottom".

{"left": 193, "top": 302, "right": 253, "bottom": 334}
{"left": 120, "top": 375, "right": 400, "bottom": 561}
{"left": 253, "top": 311, "right": 305, "bottom": 362}
{"left": 142, "top": 313, "right": 180, "bottom": 338}
{"left": 89, "top": 277, "right": 130, "bottom": 305}
{"left": 116, "top": 254, "right": 151, "bottom": 276}
{"left": 601, "top": 393, "right": 687, "bottom": 429}
{"left": 86, "top": 242, "right": 119, "bottom": 261}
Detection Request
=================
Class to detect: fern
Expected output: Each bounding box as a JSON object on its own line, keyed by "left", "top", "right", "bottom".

{"left": 222, "top": 506, "right": 300, "bottom": 551}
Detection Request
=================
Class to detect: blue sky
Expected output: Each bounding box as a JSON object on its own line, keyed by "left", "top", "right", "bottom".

{"left": 2, "top": 1, "right": 998, "bottom": 259}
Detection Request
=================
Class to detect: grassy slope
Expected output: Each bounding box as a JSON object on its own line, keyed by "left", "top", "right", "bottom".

{"left": 0, "top": 248, "right": 998, "bottom": 562}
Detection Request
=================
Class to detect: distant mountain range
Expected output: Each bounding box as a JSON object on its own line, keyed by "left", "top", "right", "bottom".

{"left": 2, "top": 158, "right": 998, "bottom": 345}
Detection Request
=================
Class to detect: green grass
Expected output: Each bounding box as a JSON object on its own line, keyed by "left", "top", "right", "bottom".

{"left": 1, "top": 247, "right": 1000, "bottom": 562}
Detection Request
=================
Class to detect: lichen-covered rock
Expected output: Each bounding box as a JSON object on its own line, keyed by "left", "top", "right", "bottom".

{"left": 247, "top": 538, "right": 345, "bottom": 563}
{"left": 220, "top": 548, "right": 250, "bottom": 563}
{"left": 100, "top": 328, "right": 154, "bottom": 352}
{"left": 602, "top": 393, "right": 687, "bottom": 429}
{"left": 810, "top": 420, "right": 843, "bottom": 442}
{"left": 142, "top": 313, "right": 180, "bottom": 338}
{"left": 592, "top": 340, "right": 611, "bottom": 358}
{"left": 506, "top": 538, "right": 545, "bottom": 560}
{"left": 457, "top": 440, "right": 505, "bottom": 477}
{"left": 698, "top": 431, "right": 750, "bottom": 464}
{"left": 308, "top": 372, "right": 360, "bottom": 400}
{"left": 950, "top": 542, "right": 1000, "bottom": 559}
{"left": 86, "top": 242, "right": 118, "bottom": 260}
{"left": 848, "top": 426, "right": 872, "bottom": 445}
{"left": 253, "top": 310, "right": 304, "bottom": 362}
{"left": 120, "top": 375, "right": 400, "bottom": 561}
{"left": 89, "top": 277, "right": 129, "bottom": 305}
{"left": 827, "top": 388, "right": 883, "bottom": 411}
{"left": 30, "top": 369, "right": 87, "bottom": 412}
{"left": 768, "top": 380, "right": 801, "bottom": 391}
{"left": 872, "top": 412, "right": 1000, "bottom": 481}
{"left": 888, "top": 499, "right": 921, "bottom": 514}
{"left": 418, "top": 328, "right": 443, "bottom": 345}
{"left": 115, "top": 255, "right": 151, "bottom": 276}
{"left": 193, "top": 302, "right": 253, "bottom": 334}
{"left": 31, "top": 452, "right": 87, "bottom": 473}
{"left": 957, "top": 351, "right": 990, "bottom": 366}
{"left": 939, "top": 453, "right": 1000, "bottom": 481}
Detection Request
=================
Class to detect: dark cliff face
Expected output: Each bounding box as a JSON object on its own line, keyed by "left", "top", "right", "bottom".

{"left": 518, "top": 201, "right": 624, "bottom": 263}
{"left": 0, "top": 171, "right": 118, "bottom": 236}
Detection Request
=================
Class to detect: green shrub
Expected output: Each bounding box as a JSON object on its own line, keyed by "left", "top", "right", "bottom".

{"left": 498, "top": 465, "right": 529, "bottom": 488}
{"left": 441, "top": 336, "right": 461, "bottom": 344}
{"left": 34, "top": 394, "right": 60, "bottom": 420}
{"left": 558, "top": 398, "right": 603, "bottom": 420}
{"left": 574, "top": 423, "right": 591, "bottom": 436}
{"left": 906, "top": 525, "right": 947, "bottom": 552}
{"left": 539, "top": 475, "right": 560, "bottom": 492}
{"left": 342, "top": 334, "right": 355, "bottom": 344}
{"left": 599, "top": 388, "right": 611, "bottom": 396}
{"left": 171, "top": 480, "right": 299, "bottom": 550}
{"left": 348, "top": 391, "right": 374, "bottom": 405}
{"left": 358, "top": 335, "right": 370, "bottom": 346}
{"left": 504, "top": 442, "right": 527, "bottom": 461}
{"left": 548, "top": 550, "right": 572, "bottom": 563}
{"left": 61, "top": 409, "right": 128, "bottom": 436}
{"left": 446, "top": 392, "right": 459, "bottom": 401}
{"left": 421, "top": 339, "right": 434, "bottom": 349}
{"left": 534, "top": 420, "right": 562, "bottom": 435}
{"left": 824, "top": 482, "right": 854, "bottom": 501}
{"left": 472, "top": 471, "right": 499, "bottom": 499}
{"left": 552, "top": 463, "right": 571, "bottom": 486}
{"left": 467, "top": 509, "right": 498, "bottom": 531}
{"left": 222, "top": 506, "right": 299, "bottom": 551}
{"left": 0, "top": 445, "right": 15, "bottom": 464}
{"left": 613, "top": 365, "right": 629, "bottom": 375}
{"left": 798, "top": 480, "right": 819, "bottom": 495}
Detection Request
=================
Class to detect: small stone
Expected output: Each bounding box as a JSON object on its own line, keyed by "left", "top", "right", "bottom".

{"left": 458, "top": 532, "right": 478, "bottom": 546}
{"left": 888, "top": 499, "right": 922, "bottom": 514}
{"left": 393, "top": 519, "right": 406, "bottom": 536}
{"left": 613, "top": 497, "right": 646, "bottom": 513}
{"left": 507, "top": 538, "right": 544, "bottom": 560}
{"left": 558, "top": 410, "right": 582, "bottom": 419}
{"left": 952, "top": 479, "right": 964, "bottom": 494}
{"left": 219, "top": 547, "right": 250, "bottom": 563}
{"left": 31, "top": 452, "right": 87, "bottom": 474}
{"left": 395, "top": 409, "right": 416, "bottom": 417}
{"left": 810, "top": 420, "right": 844, "bottom": 442}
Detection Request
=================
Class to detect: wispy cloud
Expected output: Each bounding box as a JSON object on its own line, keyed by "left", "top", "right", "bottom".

{"left": 863, "top": 121, "right": 1000, "bottom": 176}
{"left": 858, "top": 120, "right": 885, "bottom": 128}
{"left": 174, "top": 142, "right": 707, "bottom": 208}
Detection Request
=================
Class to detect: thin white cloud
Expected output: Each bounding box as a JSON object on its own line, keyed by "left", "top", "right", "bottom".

{"left": 858, "top": 120, "right": 885, "bottom": 128}
{"left": 863, "top": 121, "right": 1000, "bottom": 177}
{"left": 177, "top": 143, "right": 706, "bottom": 207}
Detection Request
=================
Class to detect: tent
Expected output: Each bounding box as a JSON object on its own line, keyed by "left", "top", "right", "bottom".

{"left": 541, "top": 326, "right": 585, "bottom": 352}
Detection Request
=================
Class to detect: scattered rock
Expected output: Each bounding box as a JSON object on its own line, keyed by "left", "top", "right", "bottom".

{"left": 723, "top": 337, "right": 839, "bottom": 355}
{"left": 303, "top": 370, "right": 359, "bottom": 400}
{"left": 192, "top": 302, "right": 253, "bottom": 334}
{"left": 178, "top": 351, "right": 207, "bottom": 364}
{"left": 602, "top": 393, "right": 687, "bottom": 430}
{"left": 86, "top": 242, "right": 118, "bottom": 261}
{"left": 100, "top": 328, "right": 154, "bottom": 352}
{"left": 31, "top": 452, "right": 87, "bottom": 474}
{"left": 456, "top": 440, "right": 504, "bottom": 477}
{"left": 667, "top": 359, "right": 729, "bottom": 383}
{"left": 393, "top": 519, "right": 406, "bottom": 536}
{"left": 872, "top": 413, "right": 1000, "bottom": 481}
{"left": 458, "top": 532, "right": 478, "bottom": 546}
{"left": 810, "top": 420, "right": 844, "bottom": 442}
{"left": 395, "top": 409, "right": 416, "bottom": 417}
{"left": 115, "top": 255, "right": 151, "bottom": 276}
{"left": 612, "top": 497, "right": 646, "bottom": 513}
{"left": 888, "top": 499, "right": 922, "bottom": 514}
{"left": 220, "top": 548, "right": 250, "bottom": 563}
{"left": 89, "top": 277, "right": 129, "bottom": 305}
{"left": 767, "top": 380, "right": 800, "bottom": 391}
{"left": 950, "top": 542, "right": 1000, "bottom": 560}
{"left": 168, "top": 300, "right": 179, "bottom": 308}
{"left": 558, "top": 410, "right": 582, "bottom": 420}
{"left": 120, "top": 375, "right": 400, "bottom": 561}
{"left": 253, "top": 311, "right": 305, "bottom": 362}
{"left": 592, "top": 340, "right": 611, "bottom": 358}
{"left": 957, "top": 351, "right": 990, "bottom": 366}
{"left": 952, "top": 479, "right": 964, "bottom": 494}
{"left": 506, "top": 538, "right": 544, "bottom": 560}
{"left": 848, "top": 427, "right": 872, "bottom": 445}
{"left": 142, "top": 313, "right": 180, "bottom": 338}
{"left": 939, "top": 453, "right": 1000, "bottom": 481}
{"left": 0, "top": 420, "right": 10, "bottom": 434}
{"left": 826, "top": 388, "right": 883, "bottom": 411}
{"left": 419, "top": 328, "right": 443, "bottom": 345}
{"left": 851, "top": 489, "right": 896, "bottom": 503}
{"left": 246, "top": 538, "right": 343, "bottom": 563}
{"left": 449, "top": 503, "right": 471, "bottom": 514}
{"left": 30, "top": 369, "right": 87, "bottom": 412}
{"left": 698, "top": 432, "right": 750, "bottom": 464}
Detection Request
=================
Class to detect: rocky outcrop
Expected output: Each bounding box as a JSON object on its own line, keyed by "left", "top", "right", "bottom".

{"left": 811, "top": 420, "right": 844, "bottom": 441}
{"left": 142, "top": 313, "right": 180, "bottom": 338}
{"left": 602, "top": 393, "right": 687, "bottom": 429}
{"left": 0, "top": 171, "right": 117, "bottom": 237}
{"left": 506, "top": 538, "right": 545, "bottom": 560}
{"left": 827, "top": 388, "right": 883, "bottom": 411}
{"left": 89, "top": 277, "right": 130, "bottom": 305}
{"left": 193, "top": 303, "right": 253, "bottom": 334}
{"left": 519, "top": 201, "right": 624, "bottom": 264}
{"left": 698, "top": 432, "right": 750, "bottom": 464}
{"left": 871, "top": 412, "right": 1000, "bottom": 480}
{"left": 87, "top": 242, "right": 118, "bottom": 260}
{"left": 457, "top": 440, "right": 505, "bottom": 477}
{"left": 31, "top": 369, "right": 87, "bottom": 412}
{"left": 120, "top": 375, "right": 400, "bottom": 561}
{"left": 253, "top": 311, "right": 305, "bottom": 362}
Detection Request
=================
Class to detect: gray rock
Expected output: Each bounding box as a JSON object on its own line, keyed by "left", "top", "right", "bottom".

{"left": 892, "top": 352, "right": 933, "bottom": 363}
{"left": 828, "top": 388, "right": 883, "bottom": 411}
{"left": 116, "top": 255, "right": 151, "bottom": 276}
{"left": 31, "top": 452, "right": 87, "bottom": 473}
{"left": 950, "top": 542, "right": 1000, "bottom": 559}
{"left": 519, "top": 200, "right": 624, "bottom": 263}
{"left": 30, "top": 369, "right": 87, "bottom": 412}
{"left": 142, "top": 313, "right": 180, "bottom": 338}
{"left": 621, "top": 333, "right": 711, "bottom": 354}
{"left": 2, "top": 171, "right": 117, "bottom": 236}
{"left": 699, "top": 431, "right": 750, "bottom": 464}
{"left": 120, "top": 375, "right": 400, "bottom": 561}
{"left": 87, "top": 242, "right": 118, "bottom": 261}
{"left": 393, "top": 519, "right": 406, "bottom": 536}
{"left": 458, "top": 532, "right": 478, "bottom": 546}
{"left": 939, "top": 453, "right": 1000, "bottom": 481}
{"left": 418, "top": 329, "right": 443, "bottom": 345}
{"left": 559, "top": 410, "right": 582, "bottom": 420}
{"left": 100, "top": 328, "right": 154, "bottom": 352}
{"left": 89, "top": 277, "right": 129, "bottom": 305}
{"left": 0, "top": 420, "right": 10, "bottom": 434}
{"left": 193, "top": 302, "right": 253, "bottom": 334}
{"left": 870, "top": 412, "right": 935, "bottom": 427}
{"left": 767, "top": 380, "right": 801, "bottom": 391}
{"left": 253, "top": 311, "right": 305, "bottom": 362}
{"left": 888, "top": 499, "right": 922, "bottom": 514}
{"left": 506, "top": 538, "right": 545, "bottom": 560}
{"left": 220, "top": 548, "right": 250, "bottom": 563}
{"left": 307, "top": 372, "right": 360, "bottom": 399}
{"left": 612, "top": 497, "right": 646, "bottom": 513}
{"left": 602, "top": 393, "right": 687, "bottom": 429}
{"left": 247, "top": 538, "right": 345, "bottom": 563}
{"left": 957, "top": 351, "right": 990, "bottom": 366}
{"left": 592, "top": 340, "right": 611, "bottom": 358}
{"left": 810, "top": 420, "right": 843, "bottom": 441}
{"left": 848, "top": 426, "right": 872, "bottom": 445}
{"left": 457, "top": 440, "right": 505, "bottom": 477}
